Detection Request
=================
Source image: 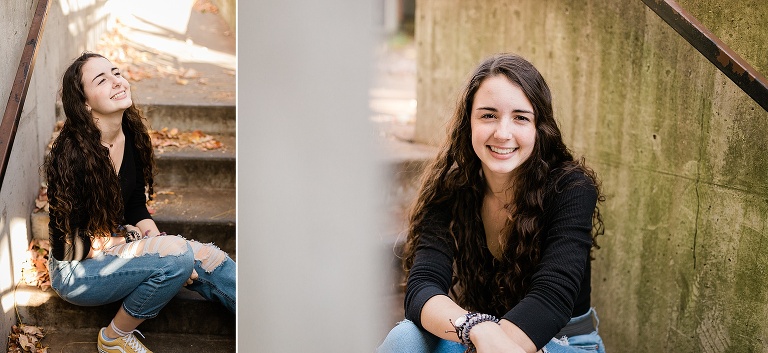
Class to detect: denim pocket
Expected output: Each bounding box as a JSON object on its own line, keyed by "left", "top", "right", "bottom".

{"left": 570, "top": 343, "right": 599, "bottom": 352}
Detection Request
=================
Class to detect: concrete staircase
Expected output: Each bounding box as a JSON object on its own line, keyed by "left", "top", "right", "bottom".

{"left": 22, "top": 102, "right": 236, "bottom": 352}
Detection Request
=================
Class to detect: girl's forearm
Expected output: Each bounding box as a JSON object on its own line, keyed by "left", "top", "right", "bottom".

{"left": 135, "top": 218, "right": 161, "bottom": 237}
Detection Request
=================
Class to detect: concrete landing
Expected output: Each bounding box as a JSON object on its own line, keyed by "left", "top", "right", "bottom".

{"left": 104, "top": 0, "right": 236, "bottom": 106}
{"left": 41, "top": 330, "right": 235, "bottom": 353}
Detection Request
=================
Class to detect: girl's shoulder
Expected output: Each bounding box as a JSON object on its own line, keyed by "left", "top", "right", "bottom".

{"left": 547, "top": 162, "right": 597, "bottom": 190}
{"left": 544, "top": 165, "right": 599, "bottom": 206}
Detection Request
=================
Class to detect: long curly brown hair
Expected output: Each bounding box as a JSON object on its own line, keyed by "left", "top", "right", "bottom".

{"left": 44, "top": 52, "right": 155, "bottom": 241}
{"left": 402, "top": 54, "right": 604, "bottom": 316}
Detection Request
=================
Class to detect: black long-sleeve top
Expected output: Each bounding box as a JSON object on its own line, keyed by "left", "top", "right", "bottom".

{"left": 49, "top": 125, "right": 152, "bottom": 261}
{"left": 404, "top": 170, "right": 597, "bottom": 350}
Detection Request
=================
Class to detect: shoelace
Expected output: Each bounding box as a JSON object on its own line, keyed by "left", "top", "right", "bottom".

{"left": 122, "top": 330, "right": 148, "bottom": 353}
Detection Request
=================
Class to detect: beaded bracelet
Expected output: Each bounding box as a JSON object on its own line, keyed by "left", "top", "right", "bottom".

{"left": 124, "top": 229, "right": 142, "bottom": 243}
{"left": 449, "top": 312, "right": 499, "bottom": 352}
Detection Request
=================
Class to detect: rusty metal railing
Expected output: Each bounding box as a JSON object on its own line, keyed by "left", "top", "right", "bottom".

{"left": 641, "top": 0, "right": 768, "bottom": 111}
{"left": 0, "top": 0, "right": 51, "bottom": 190}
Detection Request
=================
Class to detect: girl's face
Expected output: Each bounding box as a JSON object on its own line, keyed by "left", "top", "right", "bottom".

{"left": 81, "top": 56, "right": 132, "bottom": 118}
{"left": 470, "top": 74, "right": 536, "bottom": 183}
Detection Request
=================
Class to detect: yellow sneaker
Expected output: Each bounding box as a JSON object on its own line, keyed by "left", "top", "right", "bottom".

{"left": 97, "top": 327, "right": 153, "bottom": 353}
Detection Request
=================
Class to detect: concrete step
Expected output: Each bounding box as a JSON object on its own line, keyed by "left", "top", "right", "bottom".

{"left": 56, "top": 102, "right": 236, "bottom": 136}
{"left": 154, "top": 135, "right": 235, "bottom": 190}
{"left": 31, "top": 187, "right": 235, "bottom": 255}
{"left": 151, "top": 187, "right": 235, "bottom": 256}
{"left": 40, "top": 329, "right": 234, "bottom": 353}
{"left": 16, "top": 284, "right": 234, "bottom": 336}
{"left": 142, "top": 103, "right": 236, "bottom": 135}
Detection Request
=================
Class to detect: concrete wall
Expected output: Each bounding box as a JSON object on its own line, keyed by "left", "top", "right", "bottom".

{"left": 0, "top": 0, "right": 109, "bottom": 350}
{"left": 415, "top": 0, "right": 768, "bottom": 351}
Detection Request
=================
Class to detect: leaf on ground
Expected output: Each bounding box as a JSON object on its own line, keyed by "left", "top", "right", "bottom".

{"left": 7, "top": 324, "right": 48, "bottom": 353}
{"left": 180, "top": 68, "right": 200, "bottom": 79}
{"left": 193, "top": 0, "right": 220, "bottom": 14}
{"left": 149, "top": 128, "right": 224, "bottom": 152}
{"left": 33, "top": 185, "right": 48, "bottom": 213}
{"left": 95, "top": 20, "right": 205, "bottom": 86}
{"left": 21, "top": 239, "right": 51, "bottom": 292}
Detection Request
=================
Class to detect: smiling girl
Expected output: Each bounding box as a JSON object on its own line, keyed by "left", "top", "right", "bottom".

{"left": 378, "top": 54, "right": 606, "bottom": 353}
{"left": 44, "top": 52, "right": 236, "bottom": 353}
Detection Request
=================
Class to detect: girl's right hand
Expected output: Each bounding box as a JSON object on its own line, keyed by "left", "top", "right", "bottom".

{"left": 470, "top": 321, "right": 528, "bottom": 353}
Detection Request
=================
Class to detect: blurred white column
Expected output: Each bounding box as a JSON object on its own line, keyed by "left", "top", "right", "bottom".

{"left": 239, "top": 1, "right": 386, "bottom": 352}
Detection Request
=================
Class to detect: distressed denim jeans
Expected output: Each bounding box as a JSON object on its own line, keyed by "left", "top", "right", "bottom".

{"left": 49, "top": 235, "right": 236, "bottom": 319}
{"left": 377, "top": 308, "right": 605, "bottom": 353}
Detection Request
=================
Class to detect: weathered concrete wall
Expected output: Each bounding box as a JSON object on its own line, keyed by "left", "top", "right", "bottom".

{"left": 415, "top": 0, "right": 768, "bottom": 351}
{"left": 0, "top": 0, "right": 109, "bottom": 350}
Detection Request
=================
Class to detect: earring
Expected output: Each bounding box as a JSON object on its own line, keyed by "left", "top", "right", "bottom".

{"left": 86, "top": 105, "right": 91, "bottom": 112}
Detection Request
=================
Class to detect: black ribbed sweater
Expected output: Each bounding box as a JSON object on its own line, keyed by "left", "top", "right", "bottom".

{"left": 404, "top": 170, "right": 597, "bottom": 350}
{"left": 48, "top": 125, "right": 152, "bottom": 261}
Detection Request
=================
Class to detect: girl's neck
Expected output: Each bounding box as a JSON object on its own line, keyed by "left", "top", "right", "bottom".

{"left": 483, "top": 169, "right": 515, "bottom": 203}
{"left": 95, "top": 113, "right": 123, "bottom": 142}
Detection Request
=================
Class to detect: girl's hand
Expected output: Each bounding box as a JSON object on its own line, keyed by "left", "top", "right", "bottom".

{"left": 470, "top": 321, "right": 527, "bottom": 353}
{"left": 184, "top": 269, "right": 198, "bottom": 286}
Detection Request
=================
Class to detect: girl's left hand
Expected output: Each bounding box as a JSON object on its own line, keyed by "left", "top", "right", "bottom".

{"left": 184, "top": 269, "right": 198, "bottom": 286}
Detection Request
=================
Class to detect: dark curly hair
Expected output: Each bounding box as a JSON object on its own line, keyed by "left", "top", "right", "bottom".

{"left": 402, "top": 53, "right": 604, "bottom": 316}
{"left": 44, "top": 52, "right": 155, "bottom": 242}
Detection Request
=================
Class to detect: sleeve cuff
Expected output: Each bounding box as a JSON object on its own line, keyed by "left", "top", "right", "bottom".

{"left": 502, "top": 297, "right": 566, "bottom": 350}
{"left": 405, "top": 289, "right": 447, "bottom": 329}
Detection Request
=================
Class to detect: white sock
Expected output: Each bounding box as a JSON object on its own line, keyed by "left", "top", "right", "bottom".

{"left": 109, "top": 320, "right": 131, "bottom": 337}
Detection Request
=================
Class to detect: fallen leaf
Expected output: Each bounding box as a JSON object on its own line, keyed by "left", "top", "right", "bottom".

{"left": 181, "top": 68, "right": 199, "bottom": 79}
{"left": 33, "top": 185, "right": 48, "bottom": 213}
{"left": 7, "top": 324, "right": 48, "bottom": 353}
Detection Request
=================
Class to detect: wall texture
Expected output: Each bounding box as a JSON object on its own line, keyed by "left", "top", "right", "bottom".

{"left": 0, "top": 0, "right": 109, "bottom": 350}
{"left": 414, "top": 0, "right": 768, "bottom": 351}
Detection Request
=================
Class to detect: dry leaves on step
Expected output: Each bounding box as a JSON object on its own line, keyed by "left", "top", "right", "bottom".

{"left": 149, "top": 128, "right": 224, "bottom": 152}
{"left": 193, "top": 0, "right": 219, "bottom": 14}
{"left": 33, "top": 186, "right": 48, "bottom": 214}
{"left": 21, "top": 239, "right": 51, "bottom": 292}
{"left": 6, "top": 324, "right": 48, "bottom": 353}
{"left": 96, "top": 20, "right": 212, "bottom": 86}
{"left": 96, "top": 25, "right": 155, "bottom": 82}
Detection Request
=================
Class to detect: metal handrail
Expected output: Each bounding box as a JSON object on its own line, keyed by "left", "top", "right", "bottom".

{"left": 641, "top": 0, "right": 768, "bottom": 111}
{"left": 0, "top": 0, "right": 51, "bottom": 190}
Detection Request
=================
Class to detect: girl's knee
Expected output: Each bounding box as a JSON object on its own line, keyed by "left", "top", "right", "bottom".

{"left": 378, "top": 320, "right": 433, "bottom": 353}
{"left": 187, "top": 240, "right": 229, "bottom": 273}
{"left": 106, "top": 236, "right": 192, "bottom": 259}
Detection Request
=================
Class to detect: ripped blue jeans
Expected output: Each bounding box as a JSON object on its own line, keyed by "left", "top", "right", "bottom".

{"left": 377, "top": 308, "right": 605, "bottom": 353}
{"left": 49, "top": 235, "right": 236, "bottom": 319}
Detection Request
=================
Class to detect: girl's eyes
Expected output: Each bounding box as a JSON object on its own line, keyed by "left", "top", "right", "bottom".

{"left": 515, "top": 115, "right": 531, "bottom": 122}
{"left": 479, "top": 113, "right": 532, "bottom": 122}
{"left": 96, "top": 72, "right": 121, "bottom": 85}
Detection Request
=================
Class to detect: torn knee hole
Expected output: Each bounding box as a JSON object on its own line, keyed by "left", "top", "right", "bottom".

{"left": 189, "top": 241, "right": 227, "bottom": 273}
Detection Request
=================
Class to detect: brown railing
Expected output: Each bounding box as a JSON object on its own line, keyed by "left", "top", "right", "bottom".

{"left": 0, "top": 0, "right": 51, "bottom": 190}
{"left": 641, "top": 0, "right": 768, "bottom": 111}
